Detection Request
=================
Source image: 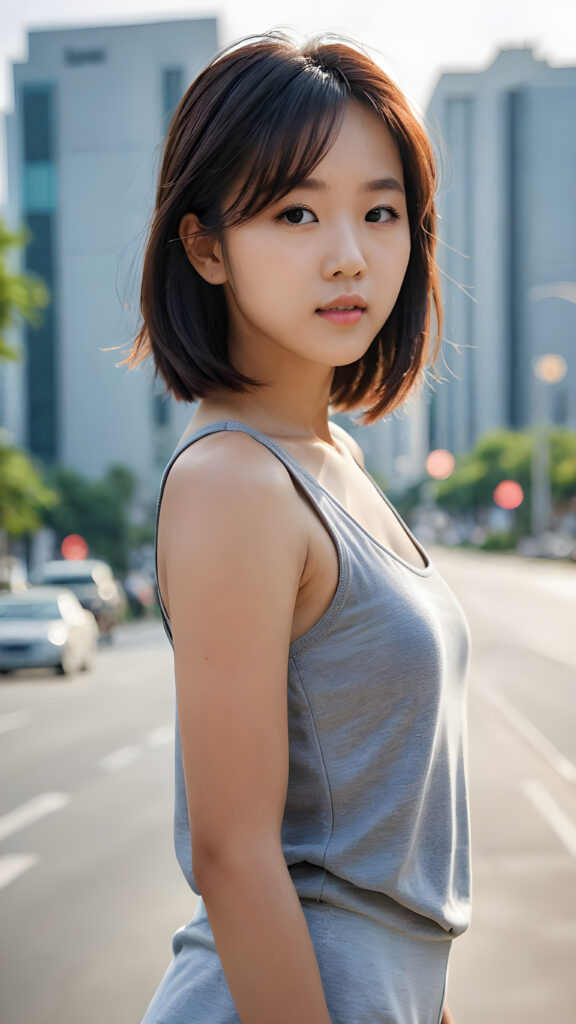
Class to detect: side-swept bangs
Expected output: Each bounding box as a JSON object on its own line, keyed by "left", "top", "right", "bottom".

{"left": 209, "top": 66, "right": 347, "bottom": 229}
{"left": 122, "top": 32, "right": 443, "bottom": 424}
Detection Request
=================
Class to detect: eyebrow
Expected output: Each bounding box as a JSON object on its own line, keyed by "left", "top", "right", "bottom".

{"left": 295, "top": 175, "right": 405, "bottom": 195}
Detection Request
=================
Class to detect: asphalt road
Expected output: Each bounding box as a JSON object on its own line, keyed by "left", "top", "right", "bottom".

{"left": 436, "top": 547, "right": 576, "bottom": 1024}
{"left": 0, "top": 547, "right": 574, "bottom": 1024}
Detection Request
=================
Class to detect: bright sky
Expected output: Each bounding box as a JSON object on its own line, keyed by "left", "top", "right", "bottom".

{"left": 1, "top": 0, "right": 576, "bottom": 203}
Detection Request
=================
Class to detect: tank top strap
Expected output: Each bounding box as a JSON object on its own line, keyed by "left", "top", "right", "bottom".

{"left": 154, "top": 419, "right": 349, "bottom": 643}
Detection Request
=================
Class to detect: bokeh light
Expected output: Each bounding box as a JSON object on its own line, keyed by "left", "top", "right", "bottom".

{"left": 493, "top": 480, "right": 524, "bottom": 510}
{"left": 61, "top": 534, "right": 89, "bottom": 560}
{"left": 426, "top": 449, "right": 455, "bottom": 480}
{"left": 532, "top": 354, "right": 567, "bottom": 383}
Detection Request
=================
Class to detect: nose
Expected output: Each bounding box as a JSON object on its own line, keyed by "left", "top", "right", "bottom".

{"left": 322, "top": 222, "right": 367, "bottom": 280}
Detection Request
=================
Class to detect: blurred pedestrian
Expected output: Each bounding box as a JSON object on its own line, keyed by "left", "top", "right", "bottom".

{"left": 126, "top": 31, "right": 471, "bottom": 1024}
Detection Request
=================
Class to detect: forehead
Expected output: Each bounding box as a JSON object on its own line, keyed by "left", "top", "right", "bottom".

{"left": 219, "top": 92, "right": 406, "bottom": 225}
{"left": 312, "top": 100, "right": 404, "bottom": 186}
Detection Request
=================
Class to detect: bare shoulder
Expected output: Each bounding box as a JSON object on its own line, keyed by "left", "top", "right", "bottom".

{"left": 158, "top": 430, "right": 309, "bottom": 604}
{"left": 163, "top": 427, "right": 302, "bottom": 501}
{"left": 329, "top": 420, "right": 365, "bottom": 468}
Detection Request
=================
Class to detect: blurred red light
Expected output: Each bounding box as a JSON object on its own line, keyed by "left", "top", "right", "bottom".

{"left": 426, "top": 449, "right": 455, "bottom": 480}
{"left": 493, "top": 481, "right": 524, "bottom": 509}
{"left": 61, "top": 534, "right": 89, "bottom": 560}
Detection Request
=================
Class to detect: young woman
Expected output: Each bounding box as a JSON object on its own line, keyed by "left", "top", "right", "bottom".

{"left": 127, "top": 32, "right": 472, "bottom": 1024}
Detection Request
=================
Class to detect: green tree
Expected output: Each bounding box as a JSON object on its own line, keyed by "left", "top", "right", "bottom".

{"left": 549, "top": 429, "right": 576, "bottom": 502}
{"left": 0, "top": 440, "right": 59, "bottom": 536}
{"left": 0, "top": 216, "right": 50, "bottom": 361}
{"left": 42, "top": 463, "right": 139, "bottom": 576}
{"left": 433, "top": 428, "right": 576, "bottom": 536}
{"left": 0, "top": 217, "right": 57, "bottom": 575}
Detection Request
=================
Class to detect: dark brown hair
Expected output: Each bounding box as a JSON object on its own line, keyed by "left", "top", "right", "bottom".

{"left": 121, "top": 32, "right": 443, "bottom": 425}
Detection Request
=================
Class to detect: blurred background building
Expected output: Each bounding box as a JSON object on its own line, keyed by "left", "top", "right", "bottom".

{"left": 334, "top": 46, "right": 576, "bottom": 490}
{"left": 425, "top": 45, "right": 576, "bottom": 454}
{"left": 1, "top": 18, "right": 218, "bottom": 512}
{"left": 1, "top": 23, "right": 574, "bottom": 503}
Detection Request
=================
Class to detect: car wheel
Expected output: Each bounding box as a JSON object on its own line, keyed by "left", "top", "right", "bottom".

{"left": 55, "top": 647, "right": 75, "bottom": 676}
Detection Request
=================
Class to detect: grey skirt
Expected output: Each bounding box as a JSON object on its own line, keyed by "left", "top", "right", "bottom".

{"left": 141, "top": 897, "right": 452, "bottom": 1024}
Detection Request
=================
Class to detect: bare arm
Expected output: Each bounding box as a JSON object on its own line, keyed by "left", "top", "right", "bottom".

{"left": 161, "top": 433, "right": 332, "bottom": 1024}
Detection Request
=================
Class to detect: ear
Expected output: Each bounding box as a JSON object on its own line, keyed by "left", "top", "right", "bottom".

{"left": 178, "top": 212, "right": 228, "bottom": 285}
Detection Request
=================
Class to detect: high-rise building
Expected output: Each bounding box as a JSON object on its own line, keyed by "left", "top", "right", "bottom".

{"left": 3, "top": 18, "right": 218, "bottom": 508}
{"left": 425, "top": 46, "right": 576, "bottom": 456}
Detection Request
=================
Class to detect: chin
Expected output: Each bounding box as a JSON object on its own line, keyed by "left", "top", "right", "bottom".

{"left": 332, "top": 341, "right": 376, "bottom": 367}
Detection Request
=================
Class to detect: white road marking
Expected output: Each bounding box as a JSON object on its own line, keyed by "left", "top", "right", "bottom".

{"left": 523, "top": 780, "right": 576, "bottom": 858}
{"left": 87, "top": 667, "right": 133, "bottom": 685}
{"left": 107, "top": 669, "right": 136, "bottom": 684}
{"left": 0, "top": 710, "right": 30, "bottom": 735}
{"left": 461, "top": 585, "right": 576, "bottom": 670}
{"left": 520, "top": 640, "right": 576, "bottom": 672}
{"left": 100, "top": 745, "right": 141, "bottom": 771}
{"left": 0, "top": 792, "right": 70, "bottom": 843}
{"left": 529, "top": 576, "right": 576, "bottom": 601}
{"left": 145, "top": 725, "right": 173, "bottom": 748}
{"left": 483, "top": 686, "right": 576, "bottom": 784}
{"left": 0, "top": 853, "right": 39, "bottom": 890}
{"left": 472, "top": 851, "right": 568, "bottom": 873}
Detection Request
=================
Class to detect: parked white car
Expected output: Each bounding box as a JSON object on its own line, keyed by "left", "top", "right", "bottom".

{"left": 0, "top": 586, "right": 99, "bottom": 676}
{"left": 28, "top": 559, "right": 127, "bottom": 640}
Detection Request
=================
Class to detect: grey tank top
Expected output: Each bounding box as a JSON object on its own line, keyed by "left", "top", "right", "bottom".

{"left": 154, "top": 420, "right": 472, "bottom": 941}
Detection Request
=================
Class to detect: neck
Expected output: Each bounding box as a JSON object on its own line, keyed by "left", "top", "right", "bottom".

{"left": 199, "top": 342, "right": 338, "bottom": 444}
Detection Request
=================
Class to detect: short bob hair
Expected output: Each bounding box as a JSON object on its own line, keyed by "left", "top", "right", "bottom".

{"left": 123, "top": 32, "right": 443, "bottom": 425}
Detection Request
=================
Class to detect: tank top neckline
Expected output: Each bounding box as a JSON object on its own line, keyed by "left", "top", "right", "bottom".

{"left": 176, "top": 418, "right": 433, "bottom": 578}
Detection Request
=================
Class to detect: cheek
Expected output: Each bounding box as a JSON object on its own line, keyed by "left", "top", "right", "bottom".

{"left": 226, "top": 231, "right": 273, "bottom": 281}
{"left": 223, "top": 242, "right": 288, "bottom": 322}
{"left": 390, "top": 232, "right": 412, "bottom": 284}
{"left": 226, "top": 235, "right": 300, "bottom": 300}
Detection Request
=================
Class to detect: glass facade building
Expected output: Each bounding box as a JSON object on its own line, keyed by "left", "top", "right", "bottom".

{"left": 426, "top": 47, "right": 576, "bottom": 457}
{"left": 22, "top": 85, "right": 58, "bottom": 463}
{"left": 4, "top": 19, "right": 218, "bottom": 504}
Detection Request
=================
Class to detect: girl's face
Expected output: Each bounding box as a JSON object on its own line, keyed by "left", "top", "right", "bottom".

{"left": 216, "top": 99, "right": 412, "bottom": 373}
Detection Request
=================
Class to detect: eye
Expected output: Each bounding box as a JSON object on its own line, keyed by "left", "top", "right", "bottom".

{"left": 277, "top": 206, "right": 317, "bottom": 226}
{"left": 365, "top": 206, "right": 400, "bottom": 223}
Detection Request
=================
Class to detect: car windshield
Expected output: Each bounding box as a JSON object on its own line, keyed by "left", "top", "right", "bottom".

{"left": 0, "top": 602, "right": 62, "bottom": 620}
{"left": 41, "top": 575, "right": 94, "bottom": 585}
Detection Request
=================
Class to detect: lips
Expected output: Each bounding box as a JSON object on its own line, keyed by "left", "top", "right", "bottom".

{"left": 316, "top": 307, "right": 365, "bottom": 326}
{"left": 316, "top": 293, "right": 367, "bottom": 312}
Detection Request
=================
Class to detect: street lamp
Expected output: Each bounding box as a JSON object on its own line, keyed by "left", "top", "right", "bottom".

{"left": 530, "top": 354, "right": 567, "bottom": 537}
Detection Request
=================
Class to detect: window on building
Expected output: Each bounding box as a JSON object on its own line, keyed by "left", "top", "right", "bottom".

{"left": 153, "top": 390, "right": 170, "bottom": 427}
{"left": 64, "top": 49, "right": 106, "bottom": 66}
{"left": 162, "top": 68, "right": 184, "bottom": 129}
{"left": 22, "top": 85, "right": 58, "bottom": 464}
{"left": 22, "top": 87, "right": 53, "bottom": 161}
{"left": 25, "top": 214, "right": 58, "bottom": 463}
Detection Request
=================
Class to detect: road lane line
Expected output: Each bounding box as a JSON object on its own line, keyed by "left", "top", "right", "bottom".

{"left": 145, "top": 725, "right": 173, "bottom": 748}
{"left": 521, "top": 640, "right": 576, "bottom": 672}
{"left": 483, "top": 686, "right": 576, "bottom": 784}
{"left": 88, "top": 667, "right": 133, "bottom": 685}
{"left": 107, "top": 669, "right": 135, "bottom": 684}
{"left": 0, "top": 792, "right": 70, "bottom": 843}
{"left": 528, "top": 576, "right": 576, "bottom": 601}
{"left": 100, "top": 745, "right": 141, "bottom": 771}
{"left": 0, "top": 711, "right": 30, "bottom": 735}
{"left": 0, "top": 854, "right": 39, "bottom": 890}
{"left": 522, "top": 780, "right": 576, "bottom": 858}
